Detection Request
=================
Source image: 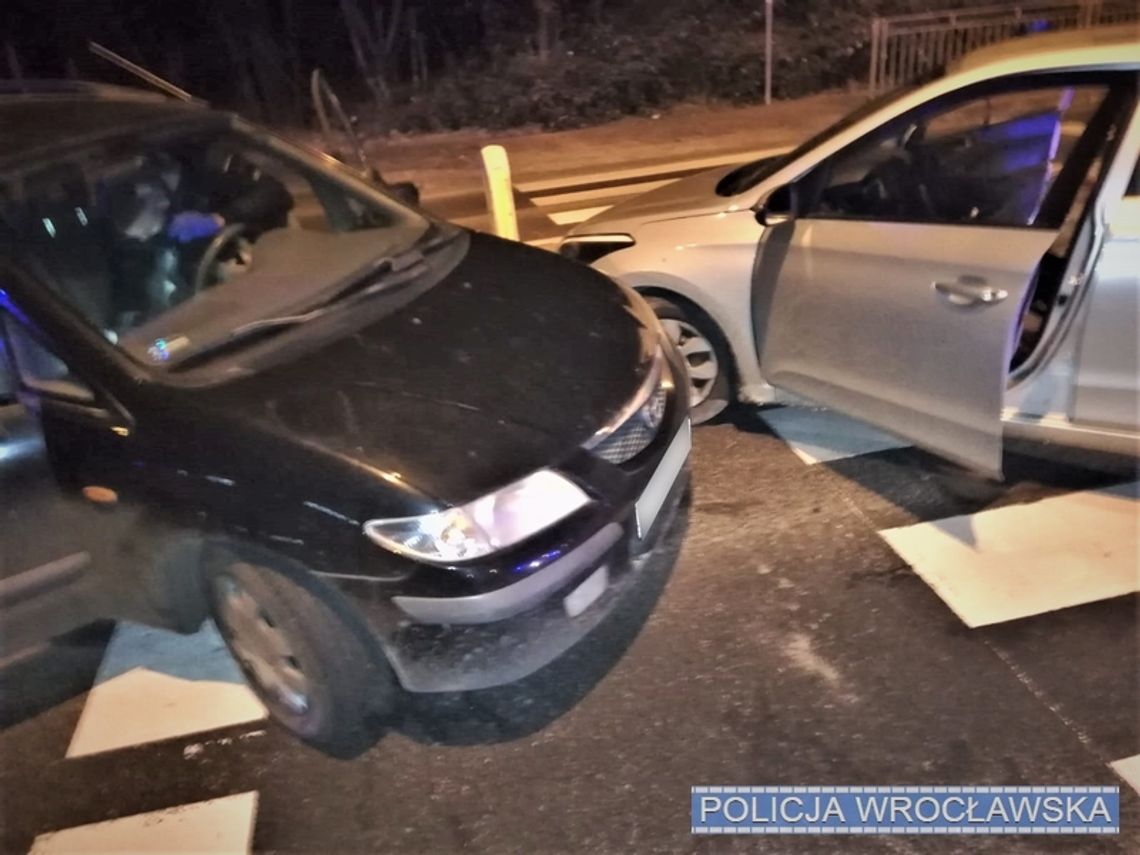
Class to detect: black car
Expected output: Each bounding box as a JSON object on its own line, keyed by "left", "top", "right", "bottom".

{"left": 0, "top": 83, "right": 690, "bottom": 751}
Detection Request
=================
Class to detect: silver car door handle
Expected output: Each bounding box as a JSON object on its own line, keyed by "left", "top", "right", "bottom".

{"left": 933, "top": 277, "right": 1008, "bottom": 307}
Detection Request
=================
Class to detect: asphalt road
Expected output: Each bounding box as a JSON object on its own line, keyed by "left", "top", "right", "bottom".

{"left": 1, "top": 405, "right": 1137, "bottom": 854}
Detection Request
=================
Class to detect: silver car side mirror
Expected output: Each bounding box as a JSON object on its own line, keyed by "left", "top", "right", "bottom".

{"left": 756, "top": 184, "right": 797, "bottom": 227}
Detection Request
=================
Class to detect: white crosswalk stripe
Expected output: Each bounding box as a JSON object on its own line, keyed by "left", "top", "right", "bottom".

{"left": 26, "top": 623, "right": 268, "bottom": 852}
{"left": 879, "top": 481, "right": 1140, "bottom": 627}
{"left": 1110, "top": 755, "right": 1140, "bottom": 797}
{"left": 9, "top": 403, "right": 1132, "bottom": 849}
{"left": 515, "top": 145, "right": 792, "bottom": 229}
{"left": 760, "top": 406, "right": 911, "bottom": 464}
{"left": 756, "top": 407, "right": 1138, "bottom": 627}
{"left": 30, "top": 791, "right": 259, "bottom": 855}
{"left": 66, "top": 621, "right": 265, "bottom": 758}
{"left": 548, "top": 205, "right": 613, "bottom": 226}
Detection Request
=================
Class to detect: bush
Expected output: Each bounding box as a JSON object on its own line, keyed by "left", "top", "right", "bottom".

{"left": 383, "top": 16, "right": 785, "bottom": 133}
{"left": 373, "top": 0, "right": 997, "bottom": 134}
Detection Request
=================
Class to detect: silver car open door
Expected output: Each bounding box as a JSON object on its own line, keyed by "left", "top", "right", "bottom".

{"left": 753, "top": 219, "right": 1054, "bottom": 475}
{"left": 750, "top": 73, "right": 1125, "bottom": 476}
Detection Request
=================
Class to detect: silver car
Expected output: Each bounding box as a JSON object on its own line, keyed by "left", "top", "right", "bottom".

{"left": 561, "top": 24, "right": 1139, "bottom": 475}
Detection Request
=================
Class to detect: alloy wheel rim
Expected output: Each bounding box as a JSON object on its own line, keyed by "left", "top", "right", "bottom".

{"left": 659, "top": 318, "right": 719, "bottom": 407}
{"left": 216, "top": 575, "right": 311, "bottom": 716}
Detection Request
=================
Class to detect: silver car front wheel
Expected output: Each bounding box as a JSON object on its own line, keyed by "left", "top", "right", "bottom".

{"left": 648, "top": 296, "right": 731, "bottom": 424}
{"left": 659, "top": 318, "right": 720, "bottom": 408}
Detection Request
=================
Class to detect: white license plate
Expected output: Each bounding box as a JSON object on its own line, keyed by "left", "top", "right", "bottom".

{"left": 564, "top": 565, "right": 609, "bottom": 617}
{"left": 635, "top": 419, "right": 691, "bottom": 539}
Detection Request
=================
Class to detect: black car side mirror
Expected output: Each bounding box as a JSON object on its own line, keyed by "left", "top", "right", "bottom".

{"left": 756, "top": 184, "right": 797, "bottom": 227}
{"left": 363, "top": 165, "right": 420, "bottom": 206}
{"left": 387, "top": 180, "right": 421, "bottom": 207}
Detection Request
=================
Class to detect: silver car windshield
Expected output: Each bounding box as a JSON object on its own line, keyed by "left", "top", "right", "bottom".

{"left": 3, "top": 117, "right": 441, "bottom": 367}
{"left": 717, "top": 76, "right": 934, "bottom": 196}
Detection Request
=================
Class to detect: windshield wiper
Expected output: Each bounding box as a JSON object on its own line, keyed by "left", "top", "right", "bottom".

{"left": 220, "top": 250, "right": 428, "bottom": 342}
{"left": 317, "top": 246, "right": 428, "bottom": 307}
{"left": 309, "top": 224, "right": 460, "bottom": 309}
{"left": 169, "top": 309, "right": 331, "bottom": 368}
{"left": 170, "top": 227, "right": 461, "bottom": 368}
{"left": 169, "top": 278, "right": 403, "bottom": 368}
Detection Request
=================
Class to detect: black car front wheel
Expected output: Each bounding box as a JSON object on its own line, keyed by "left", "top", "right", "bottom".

{"left": 206, "top": 558, "right": 396, "bottom": 755}
{"left": 648, "top": 296, "right": 732, "bottom": 425}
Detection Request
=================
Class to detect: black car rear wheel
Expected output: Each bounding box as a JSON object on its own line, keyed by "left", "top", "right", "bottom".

{"left": 648, "top": 296, "right": 732, "bottom": 424}
{"left": 206, "top": 558, "right": 396, "bottom": 755}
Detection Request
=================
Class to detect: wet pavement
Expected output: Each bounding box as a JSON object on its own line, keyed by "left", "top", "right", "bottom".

{"left": 2, "top": 406, "right": 1137, "bottom": 853}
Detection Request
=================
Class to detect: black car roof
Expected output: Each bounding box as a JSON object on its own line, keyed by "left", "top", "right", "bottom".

{"left": 0, "top": 83, "right": 212, "bottom": 170}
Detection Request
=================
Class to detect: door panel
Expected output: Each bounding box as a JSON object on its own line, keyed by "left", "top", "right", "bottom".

{"left": 0, "top": 321, "right": 167, "bottom": 651}
{"left": 750, "top": 73, "right": 1126, "bottom": 474}
{"left": 0, "top": 400, "right": 105, "bottom": 650}
{"left": 754, "top": 220, "right": 1057, "bottom": 474}
{"left": 1073, "top": 196, "right": 1140, "bottom": 431}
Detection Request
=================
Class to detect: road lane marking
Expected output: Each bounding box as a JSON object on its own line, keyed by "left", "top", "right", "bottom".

{"left": 515, "top": 145, "right": 791, "bottom": 195}
{"left": 30, "top": 791, "right": 258, "bottom": 854}
{"left": 423, "top": 144, "right": 796, "bottom": 239}
{"left": 1110, "top": 755, "right": 1140, "bottom": 797}
{"left": 548, "top": 205, "right": 614, "bottom": 226}
{"left": 760, "top": 406, "right": 911, "bottom": 464}
{"left": 66, "top": 621, "right": 266, "bottom": 758}
{"left": 534, "top": 178, "right": 675, "bottom": 209}
{"left": 879, "top": 481, "right": 1140, "bottom": 627}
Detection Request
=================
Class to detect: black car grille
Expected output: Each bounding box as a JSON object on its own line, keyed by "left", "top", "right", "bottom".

{"left": 592, "top": 382, "right": 667, "bottom": 464}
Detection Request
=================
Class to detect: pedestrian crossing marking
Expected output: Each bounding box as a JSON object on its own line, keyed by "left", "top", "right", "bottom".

{"left": 1110, "top": 754, "right": 1140, "bottom": 797}
{"left": 760, "top": 406, "right": 910, "bottom": 465}
{"left": 67, "top": 621, "right": 265, "bottom": 758}
{"left": 880, "top": 481, "right": 1140, "bottom": 627}
{"left": 30, "top": 791, "right": 258, "bottom": 854}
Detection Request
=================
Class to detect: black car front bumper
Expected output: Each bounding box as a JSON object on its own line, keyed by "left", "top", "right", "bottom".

{"left": 327, "top": 336, "right": 693, "bottom": 692}
{"left": 384, "top": 461, "right": 689, "bottom": 692}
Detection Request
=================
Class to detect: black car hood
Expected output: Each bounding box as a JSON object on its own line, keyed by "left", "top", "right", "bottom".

{"left": 195, "top": 233, "right": 657, "bottom": 504}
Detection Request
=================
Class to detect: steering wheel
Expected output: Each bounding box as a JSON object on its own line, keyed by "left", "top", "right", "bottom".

{"left": 193, "top": 223, "right": 251, "bottom": 294}
{"left": 863, "top": 153, "right": 938, "bottom": 220}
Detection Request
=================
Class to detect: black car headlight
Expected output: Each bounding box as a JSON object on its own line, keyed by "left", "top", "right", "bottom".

{"left": 558, "top": 234, "right": 635, "bottom": 265}
{"left": 363, "top": 470, "right": 591, "bottom": 564}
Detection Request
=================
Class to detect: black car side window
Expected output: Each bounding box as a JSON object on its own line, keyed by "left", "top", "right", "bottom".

{"left": 803, "top": 77, "right": 1115, "bottom": 228}
{"left": 0, "top": 315, "right": 95, "bottom": 403}
{"left": 10, "top": 126, "right": 430, "bottom": 372}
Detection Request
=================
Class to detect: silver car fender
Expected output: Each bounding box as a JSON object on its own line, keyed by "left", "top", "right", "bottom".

{"left": 593, "top": 211, "right": 779, "bottom": 404}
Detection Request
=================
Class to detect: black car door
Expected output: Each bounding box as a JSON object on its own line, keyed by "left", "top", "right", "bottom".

{"left": 0, "top": 318, "right": 106, "bottom": 651}
{"left": 0, "top": 314, "right": 170, "bottom": 652}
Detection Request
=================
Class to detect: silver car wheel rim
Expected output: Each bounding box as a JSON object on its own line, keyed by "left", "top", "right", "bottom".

{"left": 660, "top": 318, "right": 719, "bottom": 408}
{"left": 217, "top": 576, "right": 311, "bottom": 715}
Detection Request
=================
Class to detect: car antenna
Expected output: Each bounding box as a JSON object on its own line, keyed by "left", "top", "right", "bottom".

{"left": 88, "top": 41, "right": 205, "bottom": 105}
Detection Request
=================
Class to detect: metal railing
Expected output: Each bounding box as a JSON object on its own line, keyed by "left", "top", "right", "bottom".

{"left": 869, "top": 1, "right": 1139, "bottom": 94}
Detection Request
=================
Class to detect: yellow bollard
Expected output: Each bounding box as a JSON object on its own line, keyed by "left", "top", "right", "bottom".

{"left": 480, "top": 144, "right": 520, "bottom": 241}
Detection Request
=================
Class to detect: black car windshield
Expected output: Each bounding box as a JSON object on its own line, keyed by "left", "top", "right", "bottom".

{"left": 716, "top": 76, "right": 935, "bottom": 196}
{"left": 1, "top": 116, "right": 443, "bottom": 367}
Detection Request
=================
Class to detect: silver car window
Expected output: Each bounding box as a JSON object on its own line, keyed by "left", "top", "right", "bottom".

{"left": 802, "top": 78, "right": 1114, "bottom": 228}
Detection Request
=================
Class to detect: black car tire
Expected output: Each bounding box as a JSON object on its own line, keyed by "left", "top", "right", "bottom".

{"left": 205, "top": 557, "right": 396, "bottom": 756}
{"left": 648, "top": 296, "right": 732, "bottom": 425}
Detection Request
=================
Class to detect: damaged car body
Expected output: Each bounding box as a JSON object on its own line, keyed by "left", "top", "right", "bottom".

{"left": 563, "top": 25, "right": 1140, "bottom": 476}
{"left": 0, "top": 85, "right": 691, "bottom": 751}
